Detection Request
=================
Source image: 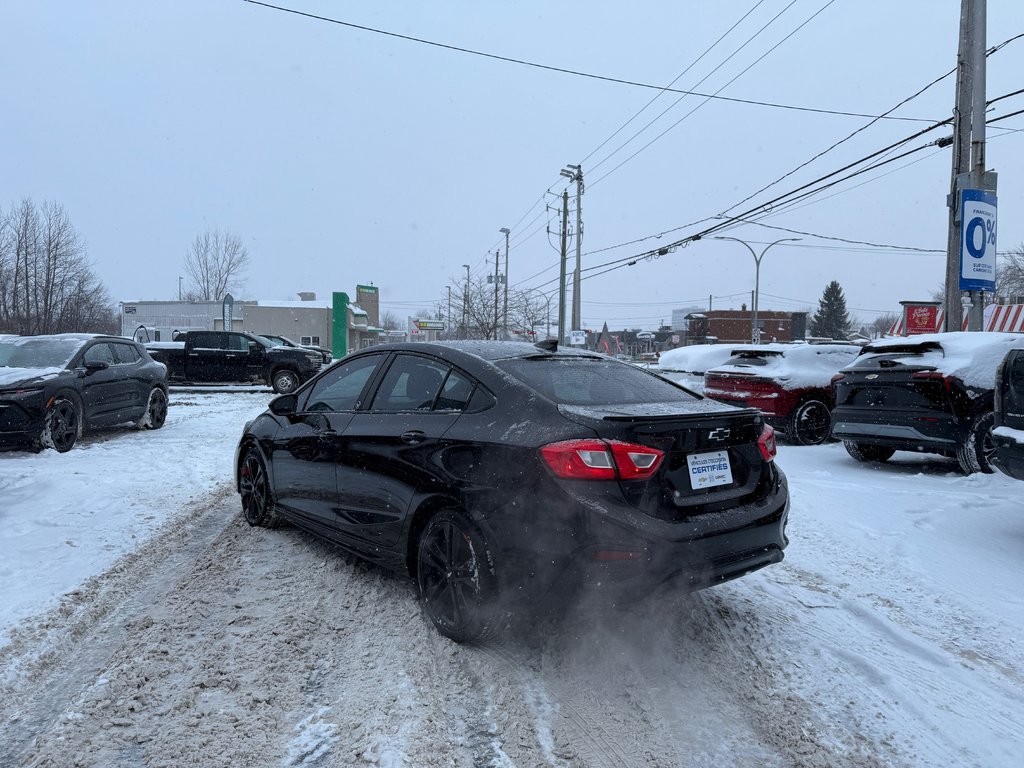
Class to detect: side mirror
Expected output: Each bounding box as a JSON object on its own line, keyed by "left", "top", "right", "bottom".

{"left": 269, "top": 393, "right": 298, "bottom": 416}
{"left": 249, "top": 341, "right": 260, "bottom": 353}
{"left": 83, "top": 361, "right": 110, "bottom": 374}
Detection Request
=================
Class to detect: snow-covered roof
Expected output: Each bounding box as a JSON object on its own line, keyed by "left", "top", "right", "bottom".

{"left": 254, "top": 299, "right": 333, "bottom": 310}
{"left": 705, "top": 343, "right": 861, "bottom": 389}
{"left": 855, "top": 332, "right": 1024, "bottom": 389}
{"left": 657, "top": 344, "right": 738, "bottom": 374}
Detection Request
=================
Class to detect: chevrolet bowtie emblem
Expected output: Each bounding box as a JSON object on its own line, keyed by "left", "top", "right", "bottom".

{"left": 708, "top": 428, "right": 730, "bottom": 442}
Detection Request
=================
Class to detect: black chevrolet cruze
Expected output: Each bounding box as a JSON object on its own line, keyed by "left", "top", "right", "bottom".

{"left": 235, "top": 341, "right": 789, "bottom": 642}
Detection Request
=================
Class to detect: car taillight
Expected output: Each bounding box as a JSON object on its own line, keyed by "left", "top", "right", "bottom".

{"left": 831, "top": 373, "right": 846, "bottom": 384}
{"left": 757, "top": 425, "right": 777, "bottom": 463}
{"left": 540, "top": 439, "right": 664, "bottom": 481}
{"left": 911, "top": 370, "right": 954, "bottom": 393}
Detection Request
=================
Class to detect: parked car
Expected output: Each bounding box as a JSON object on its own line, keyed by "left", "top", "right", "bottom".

{"left": 702, "top": 344, "right": 861, "bottom": 445}
{"left": 258, "top": 334, "right": 333, "bottom": 365}
{"left": 235, "top": 340, "right": 789, "bottom": 643}
{"left": 655, "top": 344, "right": 740, "bottom": 393}
{"left": 993, "top": 347, "right": 1024, "bottom": 480}
{"left": 147, "top": 330, "right": 322, "bottom": 394}
{"left": 0, "top": 334, "right": 169, "bottom": 453}
{"left": 831, "top": 332, "right": 1024, "bottom": 474}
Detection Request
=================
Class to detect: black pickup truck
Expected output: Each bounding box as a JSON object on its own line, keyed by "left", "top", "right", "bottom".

{"left": 147, "top": 330, "right": 323, "bottom": 393}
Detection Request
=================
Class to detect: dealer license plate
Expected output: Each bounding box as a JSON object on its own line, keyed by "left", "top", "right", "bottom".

{"left": 687, "top": 450, "right": 733, "bottom": 490}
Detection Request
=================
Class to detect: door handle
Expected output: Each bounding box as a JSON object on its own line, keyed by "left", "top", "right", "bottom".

{"left": 401, "top": 430, "right": 427, "bottom": 445}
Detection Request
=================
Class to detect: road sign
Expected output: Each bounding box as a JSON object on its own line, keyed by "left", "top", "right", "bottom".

{"left": 959, "top": 189, "right": 997, "bottom": 292}
{"left": 569, "top": 330, "right": 586, "bottom": 346}
{"left": 636, "top": 331, "right": 654, "bottom": 340}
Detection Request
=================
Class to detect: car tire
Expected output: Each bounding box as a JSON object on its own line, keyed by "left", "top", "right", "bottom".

{"left": 416, "top": 508, "right": 500, "bottom": 644}
{"left": 843, "top": 440, "right": 895, "bottom": 463}
{"left": 136, "top": 386, "right": 168, "bottom": 430}
{"left": 239, "top": 448, "right": 281, "bottom": 528}
{"left": 787, "top": 399, "right": 832, "bottom": 446}
{"left": 956, "top": 411, "right": 996, "bottom": 475}
{"left": 39, "top": 395, "right": 81, "bottom": 453}
{"left": 272, "top": 369, "right": 299, "bottom": 394}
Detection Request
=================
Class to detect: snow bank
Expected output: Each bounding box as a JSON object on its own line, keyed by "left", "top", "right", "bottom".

{"left": 856, "top": 332, "right": 1024, "bottom": 389}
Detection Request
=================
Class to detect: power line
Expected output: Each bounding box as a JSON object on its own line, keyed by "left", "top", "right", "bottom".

{"left": 242, "top": 0, "right": 938, "bottom": 123}
{"left": 591, "top": 0, "right": 841, "bottom": 187}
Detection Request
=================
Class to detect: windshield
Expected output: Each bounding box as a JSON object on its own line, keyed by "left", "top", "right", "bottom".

{"left": 497, "top": 356, "right": 699, "bottom": 406}
{"left": 0, "top": 337, "right": 85, "bottom": 369}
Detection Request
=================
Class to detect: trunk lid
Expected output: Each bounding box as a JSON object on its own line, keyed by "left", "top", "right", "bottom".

{"left": 559, "top": 402, "right": 771, "bottom": 520}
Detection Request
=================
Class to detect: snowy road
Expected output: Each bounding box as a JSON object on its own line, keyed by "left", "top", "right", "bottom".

{"left": 1, "top": 391, "right": 1022, "bottom": 767}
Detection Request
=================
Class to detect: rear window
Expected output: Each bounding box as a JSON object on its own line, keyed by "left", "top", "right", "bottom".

{"left": 497, "top": 357, "right": 699, "bottom": 406}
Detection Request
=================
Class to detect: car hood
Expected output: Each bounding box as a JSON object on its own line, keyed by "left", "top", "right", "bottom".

{"left": 0, "top": 366, "right": 68, "bottom": 389}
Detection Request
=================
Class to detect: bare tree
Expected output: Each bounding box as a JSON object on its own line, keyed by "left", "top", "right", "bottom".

{"left": 183, "top": 228, "right": 250, "bottom": 301}
{"left": 0, "top": 198, "right": 115, "bottom": 334}
{"left": 997, "top": 244, "right": 1024, "bottom": 301}
{"left": 871, "top": 312, "right": 899, "bottom": 338}
{"left": 380, "top": 310, "right": 402, "bottom": 330}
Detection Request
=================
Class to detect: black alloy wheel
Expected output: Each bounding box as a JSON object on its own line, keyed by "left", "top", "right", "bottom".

{"left": 417, "top": 509, "right": 498, "bottom": 643}
{"left": 788, "top": 399, "right": 832, "bottom": 446}
{"left": 957, "top": 411, "right": 996, "bottom": 475}
{"left": 239, "top": 449, "right": 277, "bottom": 527}
{"left": 272, "top": 369, "right": 299, "bottom": 394}
{"left": 137, "top": 386, "right": 168, "bottom": 429}
{"left": 43, "top": 397, "right": 80, "bottom": 453}
{"left": 843, "top": 440, "right": 895, "bottom": 463}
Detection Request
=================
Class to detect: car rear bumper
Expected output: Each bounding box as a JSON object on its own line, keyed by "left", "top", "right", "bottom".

{"left": 992, "top": 433, "right": 1024, "bottom": 481}
{"left": 493, "top": 468, "right": 790, "bottom": 605}
{"left": 831, "top": 407, "right": 961, "bottom": 453}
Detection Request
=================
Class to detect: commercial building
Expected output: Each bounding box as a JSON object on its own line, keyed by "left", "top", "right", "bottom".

{"left": 120, "top": 285, "right": 385, "bottom": 357}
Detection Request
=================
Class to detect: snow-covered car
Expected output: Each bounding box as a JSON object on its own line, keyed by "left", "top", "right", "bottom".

{"left": 0, "top": 334, "right": 169, "bottom": 452}
{"left": 235, "top": 340, "right": 789, "bottom": 643}
{"left": 993, "top": 347, "right": 1024, "bottom": 480}
{"left": 702, "top": 344, "right": 861, "bottom": 445}
{"left": 655, "top": 344, "right": 740, "bottom": 393}
{"left": 831, "top": 332, "right": 1024, "bottom": 474}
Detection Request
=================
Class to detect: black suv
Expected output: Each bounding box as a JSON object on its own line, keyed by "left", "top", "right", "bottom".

{"left": 993, "top": 348, "right": 1024, "bottom": 480}
{"left": 831, "top": 333, "right": 1023, "bottom": 474}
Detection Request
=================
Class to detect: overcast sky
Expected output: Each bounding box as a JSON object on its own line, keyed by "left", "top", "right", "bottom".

{"left": 4, "top": 1, "right": 1023, "bottom": 330}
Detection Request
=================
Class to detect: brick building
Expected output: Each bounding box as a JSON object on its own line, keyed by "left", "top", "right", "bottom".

{"left": 685, "top": 310, "right": 807, "bottom": 345}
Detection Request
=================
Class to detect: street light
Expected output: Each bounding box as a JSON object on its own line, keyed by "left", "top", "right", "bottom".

{"left": 712, "top": 237, "right": 801, "bottom": 344}
{"left": 499, "top": 227, "right": 510, "bottom": 340}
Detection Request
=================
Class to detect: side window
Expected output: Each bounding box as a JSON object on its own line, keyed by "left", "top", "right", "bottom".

{"left": 435, "top": 369, "right": 476, "bottom": 412}
{"left": 112, "top": 343, "right": 142, "bottom": 364}
{"left": 304, "top": 354, "right": 383, "bottom": 412}
{"left": 226, "top": 334, "right": 250, "bottom": 352}
{"left": 191, "top": 332, "right": 222, "bottom": 350}
{"left": 371, "top": 355, "right": 448, "bottom": 412}
{"left": 83, "top": 343, "right": 115, "bottom": 366}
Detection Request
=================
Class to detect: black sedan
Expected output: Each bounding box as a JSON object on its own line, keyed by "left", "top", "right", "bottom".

{"left": 0, "top": 334, "right": 169, "bottom": 452}
{"left": 235, "top": 341, "right": 789, "bottom": 642}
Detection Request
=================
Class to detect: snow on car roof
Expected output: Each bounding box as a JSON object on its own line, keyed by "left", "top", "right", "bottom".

{"left": 856, "top": 332, "right": 1024, "bottom": 389}
{"left": 706, "top": 343, "right": 861, "bottom": 390}
{"left": 657, "top": 345, "right": 740, "bottom": 374}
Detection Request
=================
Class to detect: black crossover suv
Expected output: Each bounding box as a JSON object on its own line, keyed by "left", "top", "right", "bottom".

{"left": 831, "top": 332, "right": 1023, "bottom": 474}
{"left": 0, "top": 334, "right": 169, "bottom": 452}
{"left": 235, "top": 341, "right": 789, "bottom": 642}
{"left": 993, "top": 347, "right": 1024, "bottom": 480}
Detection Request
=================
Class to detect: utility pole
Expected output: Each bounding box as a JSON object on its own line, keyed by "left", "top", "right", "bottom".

{"left": 493, "top": 250, "right": 500, "bottom": 340}
{"left": 561, "top": 164, "right": 583, "bottom": 332}
{"left": 500, "top": 227, "right": 510, "bottom": 339}
{"left": 462, "top": 264, "right": 470, "bottom": 339}
{"left": 446, "top": 285, "right": 451, "bottom": 340}
{"left": 558, "top": 189, "right": 569, "bottom": 345}
{"left": 944, "top": 0, "right": 992, "bottom": 332}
